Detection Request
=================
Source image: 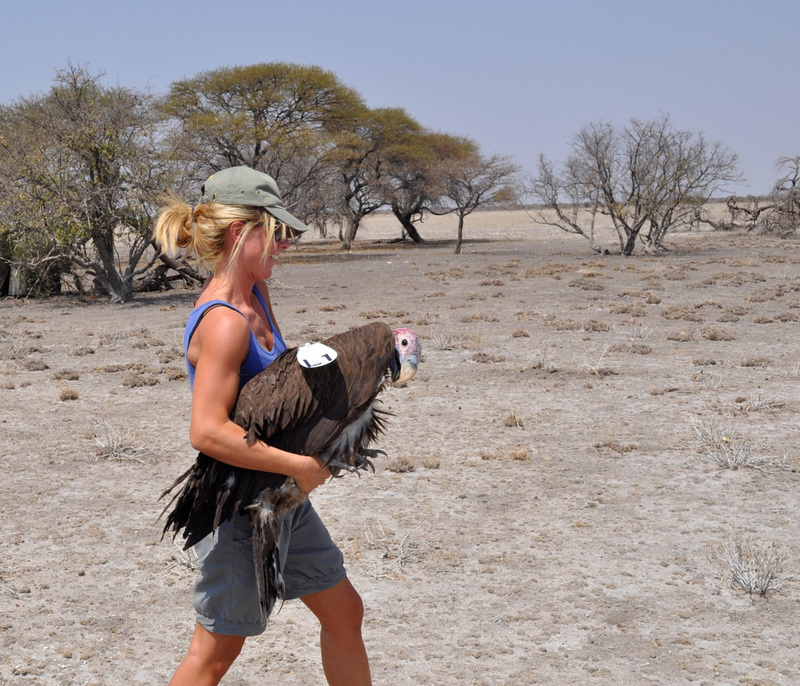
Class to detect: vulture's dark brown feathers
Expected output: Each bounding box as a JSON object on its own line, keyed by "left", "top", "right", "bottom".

{"left": 160, "top": 321, "right": 421, "bottom": 620}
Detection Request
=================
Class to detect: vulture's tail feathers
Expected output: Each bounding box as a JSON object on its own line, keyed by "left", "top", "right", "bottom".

{"left": 248, "top": 494, "right": 282, "bottom": 623}
{"left": 212, "top": 473, "right": 236, "bottom": 533}
{"left": 157, "top": 463, "right": 195, "bottom": 523}
{"left": 159, "top": 454, "right": 251, "bottom": 550}
{"left": 247, "top": 479, "right": 309, "bottom": 623}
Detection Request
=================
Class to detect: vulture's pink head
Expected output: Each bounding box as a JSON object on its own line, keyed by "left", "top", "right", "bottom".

{"left": 392, "top": 328, "right": 421, "bottom": 385}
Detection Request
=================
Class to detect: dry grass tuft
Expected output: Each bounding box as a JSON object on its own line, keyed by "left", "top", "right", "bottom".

{"left": 167, "top": 542, "right": 199, "bottom": 572}
{"left": 692, "top": 369, "right": 724, "bottom": 390}
{"left": 691, "top": 418, "right": 769, "bottom": 471}
{"left": 361, "top": 521, "right": 438, "bottom": 577}
{"left": 610, "top": 302, "right": 646, "bottom": 317}
{"left": 123, "top": 373, "right": 160, "bottom": 387}
{"left": 731, "top": 391, "right": 786, "bottom": 414}
{"left": 92, "top": 419, "right": 152, "bottom": 463}
{"left": 70, "top": 346, "right": 95, "bottom": 357}
{"left": 644, "top": 291, "right": 662, "bottom": 304}
{"left": 52, "top": 369, "right": 80, "bottom": 381}
{"left": 582, "top": 320, "right": 610, "bottom": 332}
{"left": 568, "top": 278, "right": 605, "bottom": 291}
{"left": 359, "top": 309, "right": 409, "bottom": 320}
{"left": 614, "top": 323, "right": 651, "bottom": 340}
{"left": 502, "top": 412, "right": 524, "bottom": 428}
{"left": 747, "top": 287, "right": 782, "bottom": 303}
{"left": 594, "top": 441, "right": 638, "bottom": 454}
{"left": 480, "top": 448, "right": 531, "bottom": 462}
{"left": 415, "top": 312, "right": 441, "bottom": 326}
{"left": 711, "top": 536, "right": 793, "bottom": 598}
{"left": 662, "top": 305, "right": 703, "bottom": 322}
{"left": 518, "top": 345, "right": 557, "bottom": 373}
{"left": 420, "top": 455, "right": 440, "bottom": 469}
{"left": 460, "top": 313, "right": 499, "bottom": 323}
{"left": 59, "top": 387, "right": 79, "bottom": 401}
{"left": 387, "top": 456, "right": 415, "bottom": 473}
{"left": 428, "top": 333, "right": 480, "bottom": 351}
{"left": 584, "top": 346, "right": 618, "bottom": 376}
{"left": 700, "top": 326, "right": 737, "bottom": 341}
{"left": 666, "top": 328, "right": 694, "bottom": 342}
{"left": 165, "top": 368, "right": 188, "bottom": 382}
{"left": 472, "top": 352, "right": 505, "bottom": 364}
{"left": 608, "top": 342, "right": 653, "bottom": 355}
{"left": 741, "top": 357, "right": 773, "bottom": 368}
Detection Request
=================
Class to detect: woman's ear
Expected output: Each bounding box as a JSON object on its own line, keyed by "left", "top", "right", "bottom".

{"left": 228, "top": 221, "right": 245, "bottom": 240}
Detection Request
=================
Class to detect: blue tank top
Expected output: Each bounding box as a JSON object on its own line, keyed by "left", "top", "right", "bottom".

{"left": 184, "top": 286, "right": 286, "bottom": 392}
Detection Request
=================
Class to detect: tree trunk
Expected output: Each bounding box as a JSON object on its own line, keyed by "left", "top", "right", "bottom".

{"left": 622, "top": 230, "right": 638, "bottom": 256}
{"left": 91, "top": 227, "right": 133, "bottom": 302}
{"left": 391, "top": 208, "right": 424, "bottom": 243}
{"left": 455, "top": 214, "right": 465, "bottom": 254}
{"left": 341, "top": 217, "right": 360, "bottom": 251}
{"left": 9, "top": 266, "right": 32, "bottom": 297}
{"left": 0, "top": 261, "right": 9, "bottom": 296}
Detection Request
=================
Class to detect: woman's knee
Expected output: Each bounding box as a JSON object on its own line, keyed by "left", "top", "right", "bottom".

{"left": 339, "top": 586, "right": 365, "bottom": 630}
{"left": 187, "top": 624, "right": 246, "bottom": 671}
{"left": 303, "top": 579, "right": 365, "bottom": 635}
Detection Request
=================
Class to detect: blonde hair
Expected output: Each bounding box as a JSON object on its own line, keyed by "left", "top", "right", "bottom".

{"left": 153, "top": 195, "right": 284, "bottom": 271}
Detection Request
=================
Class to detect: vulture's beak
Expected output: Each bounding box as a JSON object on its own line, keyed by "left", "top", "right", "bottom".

{"left": 395, "top": 354, "right": 419, "bottom": 385}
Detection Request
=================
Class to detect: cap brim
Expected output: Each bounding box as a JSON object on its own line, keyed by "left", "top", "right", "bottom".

{"left": 268, "top": 206, "right": 309, "bottom": 234}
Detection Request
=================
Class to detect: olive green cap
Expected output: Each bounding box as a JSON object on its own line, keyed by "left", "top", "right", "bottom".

{"left": 200, "top": 166, "right": 309, "bottom": 234}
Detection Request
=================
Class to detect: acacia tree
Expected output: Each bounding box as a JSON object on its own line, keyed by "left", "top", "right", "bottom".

{"left": 161, "top": 62, "right": 364, "bottom": 228}
{"left": 529, "top": 115, "right": 741, "bottom": 255}
{"left": 0, "top": 64, "right": 178, "bottom": 301}
{"left": 434, "top": 144, "right": 520, "bottom": 254}
{"left": 378, "top": 131, "right": 476, "bottom": 243}
{"left": 332, "top": 107, "right": 425, "bottom": 250}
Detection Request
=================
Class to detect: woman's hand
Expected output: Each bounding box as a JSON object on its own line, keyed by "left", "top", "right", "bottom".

{"left": 292, "top": 455, "right": 331, "bottom": 494}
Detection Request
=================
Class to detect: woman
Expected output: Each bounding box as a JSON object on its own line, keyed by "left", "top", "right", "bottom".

{"left": 154, "top": 166, "right": 371, "bottom": 686}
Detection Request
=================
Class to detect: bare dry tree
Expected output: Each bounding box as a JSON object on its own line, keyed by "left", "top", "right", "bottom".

{"left": 761, "top": 155, "right": 800, "bottom": 236}
{"left": 528, "top": 115, "right": 741, "bottom": 255}
{"left": 697, "top": 156, "right": 800, "bottom": 236}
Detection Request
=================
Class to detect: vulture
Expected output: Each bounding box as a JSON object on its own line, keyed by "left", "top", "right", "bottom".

{"left": 160, "top": 321, "right": 421, "bottom": 620}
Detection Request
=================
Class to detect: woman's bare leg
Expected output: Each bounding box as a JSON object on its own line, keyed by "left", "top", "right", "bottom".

{"left": 301, "top": 577, "right": 372, "bottom": 686}
{"left": 168, "top": 622, "right": 246, "bottom": 686}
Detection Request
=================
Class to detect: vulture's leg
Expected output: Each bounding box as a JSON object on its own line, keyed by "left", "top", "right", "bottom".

{"left": 247, "top": 479, "right": 308, "bottom": 622}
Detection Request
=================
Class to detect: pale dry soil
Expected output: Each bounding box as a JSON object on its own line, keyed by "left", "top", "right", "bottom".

{"left": 1, "top": 213, "right": 799, "bottom": 685}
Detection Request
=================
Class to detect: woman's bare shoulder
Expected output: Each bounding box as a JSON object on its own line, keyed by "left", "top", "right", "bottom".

{"left": 189, "top": 304, "right": 251, "bottom": 369}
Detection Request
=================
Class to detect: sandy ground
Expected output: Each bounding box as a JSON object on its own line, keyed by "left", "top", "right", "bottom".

{"left": 1, "top": 211, "right": 799, "bottom": 685}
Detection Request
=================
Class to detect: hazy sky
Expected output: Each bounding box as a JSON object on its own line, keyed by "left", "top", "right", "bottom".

{"left": 3, "top": 0, "right": 797, "bottom": 195}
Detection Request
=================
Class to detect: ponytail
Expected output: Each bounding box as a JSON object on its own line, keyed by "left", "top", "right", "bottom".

{"left": 153, "top": 195, "right": 194, "bottom": 256}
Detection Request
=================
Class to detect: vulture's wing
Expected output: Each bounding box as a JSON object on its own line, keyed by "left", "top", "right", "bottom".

{"left": 237, "top": 321, "right": 396, "bottom": 460}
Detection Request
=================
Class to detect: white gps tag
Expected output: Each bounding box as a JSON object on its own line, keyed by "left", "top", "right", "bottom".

{"left": 297, "top": 342, "right": 338, "bottom": 368}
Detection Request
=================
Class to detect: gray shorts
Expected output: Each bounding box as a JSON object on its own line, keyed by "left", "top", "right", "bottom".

{"left": 192, "top": 499, "right": 345, "bottom": 636}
